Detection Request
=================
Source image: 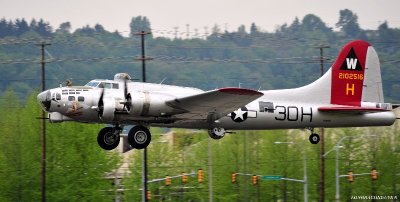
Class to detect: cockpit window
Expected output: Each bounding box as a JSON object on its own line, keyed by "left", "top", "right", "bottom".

{"left": 98, "top": 82, "right": 118, "bottom": 89}
{"left": 85, "top": 81, "right": 99, "bottom": 87}
{"left": 104, "top": 83, "right": 112, "bottom": 89}
{"left": 84, "top": 81, "right": 118, "bottom": 89}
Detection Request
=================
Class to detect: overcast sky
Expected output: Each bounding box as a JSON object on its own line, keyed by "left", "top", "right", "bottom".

{"left": 1, "top": 0, "right": 399, "bottom": 36}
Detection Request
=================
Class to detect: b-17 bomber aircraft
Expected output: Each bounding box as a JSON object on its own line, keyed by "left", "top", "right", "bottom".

{"left": 37, "top": 40, "right": 398, "bottom": 150}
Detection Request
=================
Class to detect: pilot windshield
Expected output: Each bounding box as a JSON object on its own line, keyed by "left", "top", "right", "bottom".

{"left": 85, "top": 81, "right": 99, "bottom": 87}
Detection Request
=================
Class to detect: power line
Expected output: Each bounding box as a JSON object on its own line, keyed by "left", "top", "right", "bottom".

{"left": 0, "top": 55, "right": 328, "bottom": 65}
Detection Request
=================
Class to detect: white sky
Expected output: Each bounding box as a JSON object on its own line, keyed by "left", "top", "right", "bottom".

{"left": 1, "top": 0, "right": 399, "bottom": 36}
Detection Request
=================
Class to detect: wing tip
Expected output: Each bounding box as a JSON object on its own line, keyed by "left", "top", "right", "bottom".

{"left": 218, "top": 87, "right": 263, "bottom": 96}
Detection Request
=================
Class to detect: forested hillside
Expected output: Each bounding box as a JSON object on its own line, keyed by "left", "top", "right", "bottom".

{"left": 0, "top": 9, "right": 399, "bottom": 103}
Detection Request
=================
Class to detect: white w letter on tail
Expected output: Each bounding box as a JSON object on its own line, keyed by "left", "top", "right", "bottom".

{"left": 346, "top": 58, "right": 358, "bottom": 69}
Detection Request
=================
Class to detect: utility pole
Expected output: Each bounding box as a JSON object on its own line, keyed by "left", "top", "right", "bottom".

{"left": 134, "top": 31, "right": 151, "bottom": 202}
{"left": 315, "top": 44, "right": 329, "bottom": 202}
{"left": 243, "top": 132, "right": 248, "bottom": 201}
{"left": 135, "top": 31, "right": 151, "bottom": 82}
{"left": 173, "top": 27, "right": 179, "bottom": 39}
{"left": 37, "top": 41, "right": 51, "bottom": 202}
{"left": 186, "top": 24, "right": 190, "bottom": 39}
{"left": 208, "top": 137, "right": 213, "bottom": 202}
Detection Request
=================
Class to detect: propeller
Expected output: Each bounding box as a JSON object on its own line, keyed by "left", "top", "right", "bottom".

{"left": 97, "top": 87, "right": 105, "bottom": 118}
{"left": 96, "top": 85, "right": 116, "bottom": 122}
{"left": 122, "top": 77, "right": 132, "bottom": 112}
{"left": 97, "top": 73, "right": 132, "bottom": 119}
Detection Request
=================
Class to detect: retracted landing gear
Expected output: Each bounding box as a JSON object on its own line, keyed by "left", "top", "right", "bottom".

{"left": 208, "top": 127, "right": 226, "bottom": 140}
{"left": 128, "top": 125, "right": 152, "bottom": 149}
{"left": 97, "top": 126, "right": 121, "bottom": 150}
{"left": 307, "top": 127, "right": 320, "bottom": 144}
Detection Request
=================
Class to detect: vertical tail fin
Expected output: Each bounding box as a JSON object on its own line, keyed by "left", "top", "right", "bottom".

{"left": 330, "top": 40, "right": 383, "bottom": 106}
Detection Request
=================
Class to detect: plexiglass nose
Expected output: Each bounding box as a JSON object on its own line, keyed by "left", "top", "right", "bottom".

{"left": 37, "top": 90, "right": 51, "bottom": 111}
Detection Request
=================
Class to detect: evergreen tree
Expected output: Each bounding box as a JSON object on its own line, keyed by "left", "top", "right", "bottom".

{"left": 0, "top": 19, "right": 16, "bottom": 36}
{"left": 0, "top": 18, "right": 11, "bottom": 37}
{"left": 289, "top": 17, "right": 301, "bottom": 33}
{"left": 30, "top": 19, "right": 37, "bottom": 31}
{"left": 336, "top": 9, "right": 365, "bottom": 39}
{"left": 15, "top": 18, "right": 30, "bottom": 36}
{"left": 301, "top": 14, "right": 330, "bottom": 32}
{"left": 237, "top": 24, "right": 246, "bottom": 34}
{"left": 129, "top": 16, "right": 151, "bottom": 36}
{"left": 34, "top": 19, "right": 53, "bottom": 37}
{"left": 250, "top": 22, "right": 259, "bottom": 35}
{"left": 94, "top": 23, "right": 106, "bottom": 33}
{"left": 56, "top": 22, "right": 72, "bottom": 34}
{"left": 74, "top": 25, "right": 95, "bottom": 35}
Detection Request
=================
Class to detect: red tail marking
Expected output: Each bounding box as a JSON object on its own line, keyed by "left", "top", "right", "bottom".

{"left": 331, "top": 40, "right": 370, "bottom": 106}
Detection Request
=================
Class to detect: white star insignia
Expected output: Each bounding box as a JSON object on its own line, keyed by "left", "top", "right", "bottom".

{"left": 233, "top": 108, "right": 247, "bottom": 121}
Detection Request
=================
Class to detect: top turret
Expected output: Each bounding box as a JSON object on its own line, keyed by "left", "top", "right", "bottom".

{"left": 114, "top": 73, "right": 131, "bottom": 81}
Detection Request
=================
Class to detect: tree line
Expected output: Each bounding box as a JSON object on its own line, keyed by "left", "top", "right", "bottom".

{"left": 0, "top": 16, "right": 151, "bottom": 37}
{"left": 0, "top": 18, "right": 52, "bottom": 37}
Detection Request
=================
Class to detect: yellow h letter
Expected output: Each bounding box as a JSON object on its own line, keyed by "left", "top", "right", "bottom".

{"left": 346, "top": 83, "right": 355, "bottom": 95}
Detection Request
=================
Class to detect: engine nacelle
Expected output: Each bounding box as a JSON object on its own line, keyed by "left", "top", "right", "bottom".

{"left": 129, "top": 91, "right": 176, "bottom": 117}
{"left": 129, "top": 91, "right": 145, "bottom": 116}
{"left": 100, "top": 97, "right": 115, "bottom": 122}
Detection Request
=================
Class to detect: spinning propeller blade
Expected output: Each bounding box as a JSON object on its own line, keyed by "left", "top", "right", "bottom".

{"left": 122, "top": 77, "right": 131, "bottom": 111}
{"left": 98, "top": 87, "right": 105, "bottom": 118}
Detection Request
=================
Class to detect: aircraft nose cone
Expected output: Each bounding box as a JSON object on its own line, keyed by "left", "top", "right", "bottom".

{"left": 37, "top": 90, "right": 51, "bottom": 111}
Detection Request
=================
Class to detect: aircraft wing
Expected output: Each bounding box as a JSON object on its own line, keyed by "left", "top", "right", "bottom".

{"left": 166, "top": 87, "right": 263, "bottom": 121}
{"left": 318, "top": 106, "right": 389, "bottom": 114}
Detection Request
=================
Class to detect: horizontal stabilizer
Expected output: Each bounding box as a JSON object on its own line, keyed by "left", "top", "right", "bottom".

{"left": 318, "top": 106, "right": 389, "bottom": 114}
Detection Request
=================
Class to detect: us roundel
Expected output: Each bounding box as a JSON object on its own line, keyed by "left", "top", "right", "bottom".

{"left": 230, "top": 107, "right": 248, "bottom": 122}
